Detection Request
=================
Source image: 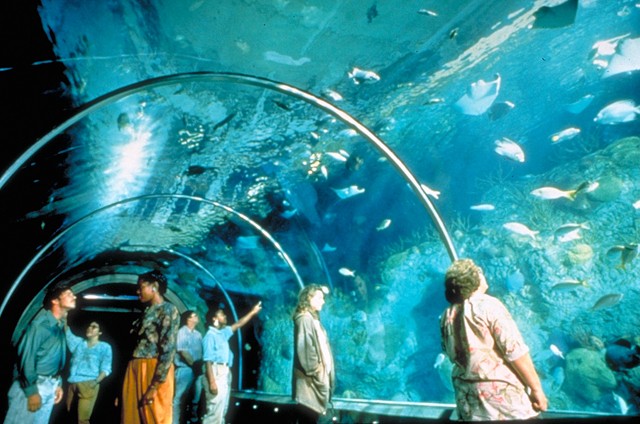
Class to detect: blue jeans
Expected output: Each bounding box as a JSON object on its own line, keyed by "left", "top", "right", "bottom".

{"left": 4, "top": 376, "right": 61, "bottom": 424}
{"left": 173, "top": 367, "right": 202, "bottom": 423}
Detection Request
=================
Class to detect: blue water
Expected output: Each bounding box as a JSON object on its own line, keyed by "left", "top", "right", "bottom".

{"left": 3, "top": 0, "right": 640, "bottom": 417}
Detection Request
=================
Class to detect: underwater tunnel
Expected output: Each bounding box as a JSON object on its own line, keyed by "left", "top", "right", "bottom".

{"left": 2, "top": 0, "right": 640, "bottom": 422}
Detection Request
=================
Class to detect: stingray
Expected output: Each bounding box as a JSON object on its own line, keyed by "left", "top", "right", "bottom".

{"left": 532, "top": 0, "right": 578, "bottom": 29}
{"left": 455, "top": 74, "right": 501, "bottom": 116}
{"left": 283, "top": 180, "right": 322, "bottom": 226}
{"left": 603, "top": 37, "right": 640, "bottom": 78}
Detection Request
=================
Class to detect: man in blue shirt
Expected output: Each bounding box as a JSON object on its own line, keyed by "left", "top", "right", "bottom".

{"left": 201, "top": 302, "right": 262, "bottom": 424}
{"left": 173, "top": 310, "right": 203, "bottom": 424}
{"left": 4, "top": 283, "right": 76, "bottom": 424}
{"left": 65, "top": 321, "right": 113, "bottom": 424}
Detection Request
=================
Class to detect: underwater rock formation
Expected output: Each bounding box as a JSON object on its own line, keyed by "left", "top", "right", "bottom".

{"left": 564, "top": 348, "right": 617, "bottom": 404}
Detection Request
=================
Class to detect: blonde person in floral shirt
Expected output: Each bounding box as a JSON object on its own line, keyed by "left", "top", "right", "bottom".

{"left": 440, "top": 259, "right": 548, "bottom": 421}
{"left": 121, "top": 270, "right": 179, "bottom": 424}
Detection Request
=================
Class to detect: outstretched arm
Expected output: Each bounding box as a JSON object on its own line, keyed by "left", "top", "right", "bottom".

{"left": 230, "top": 302, "right": 262, "bottom": 332}
{"left": 510, "top": 353, "right": 548, "bottom": 412}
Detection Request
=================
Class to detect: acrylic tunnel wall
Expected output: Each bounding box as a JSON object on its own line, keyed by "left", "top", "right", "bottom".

{"left": 3, "top": 0, "right": 640, "bottom": 421}
{"left": 0, "top": 73, "right": 458, "bottom": 418}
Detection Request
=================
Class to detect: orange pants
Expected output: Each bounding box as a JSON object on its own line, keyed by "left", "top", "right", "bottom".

{"left": 121, "top": 358, "right": 174, "bottom": 424}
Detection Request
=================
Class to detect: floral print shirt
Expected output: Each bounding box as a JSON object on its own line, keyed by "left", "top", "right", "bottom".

{"left": 131, "top": 301, "right": 179, "bottom": 383}
{"left": 440, "top": 292, "right": 537, "bottom": 420}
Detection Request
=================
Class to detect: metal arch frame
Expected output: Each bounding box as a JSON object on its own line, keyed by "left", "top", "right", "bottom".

{"left": 0, "top": 71, "right": 458, "bottom": 262}
{"left": 117, "top": 243, "right": 255, "bottom": 389}
{"left": 0, "top": 193, "right": 304, "bottom": 320}
{"left": 12, "top": 242, "right": 255, "bottom": 388}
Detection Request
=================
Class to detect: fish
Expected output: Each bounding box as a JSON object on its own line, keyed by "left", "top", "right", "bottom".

{"left": 603, "top": 37, "right": 640, "bottom": 78}
{"left": 320, "top": 165, "right": 328, "bottom": 179}
{"left": 212, "top": 112, "right": 236, "bottom": 131}
{"left": 550, "top": 127, "right": 581, "bottom": 143}
{"left": 425, "top": 97, "right": 445, "bottom": 105}
{"left": 354, "top": 275, "right": 369, "bottom": 303}
{"left": 494, "top": 137, "right": 525, "bottom": 162}
{"left": 339, "top": 267, "right": 356, "bottom": 277}
{"left": 376, "top": 219, "right": 392, "bottom": 231}
{"left": 554, "top": 223, "right": 589, "bottom": 243}
{"left": 263, "top": 50, "right": 311, "bottom": 66}
{"left": 433, "top": 353, "right": 446, "bottom": 368}
{"left": 455, "top": 74, "right": 501, "bottom": 116}
{"left": 503, "top": 222, "right": 539, "bottom": 239}
{"left": 348, "top": 67, "right": 381, "bottom": 84}
{"left": 420, "top": 184, "right": 441, "bottom": 199}
{"left": 606, "top": 339, "right": 640, "bottom": 371}
{"left": 366, "top": 4, "right": 378, "bottom": 23}
{"left": 185, "top": 165, "right": 208, "bottom": 176}
{"left": 591, "top": 293, "right": 623, "bottom": 311}
{"left": 606, "top": 243, "right": 639, "bottom": 269}
{"left": 555, "top": 227, "right": 582, "bottom": 243}
{"left": 590, "top": 34, "right": 630, "bottom": 59}
{"left": 282, "top": 180, "right": 322, "bottom": 226}
{"left": 117, "top": 112, "right": 132, "bottom": 131}
{"left": 530, "top": 182, "right": 591, "bottom": 200}
{"left": 280, "top": 209, "right": 297, "bottom": 219}
{"left": 594, "top": 100, "right": 640, "bottom": 125}
{"left": 550, "top": 366, "right": 565, "bottom": 393}
{"left": 532, "top": 0, "right": 578, "bottom": 29}
{"left": 434, "top": 353, "right": 454, "bottom": 392}
{"left": 272, "top": 100, "right": 290, "bottom": 111}
{"left": 551, "top": 279, "right": 589, "bottom": 291}
{"left": 322, "top": 243, "right": 337, "bottom": 252}
{"left": 564, "top": 94, "right": 594, "bottom": 114}
{"left": 339, "top": 128, "right": 359, "bottom": 138}
{"left": 326, "top": 151, "right": 349, "bottom": 162}
{"left": 550, "top": 344, "right": 565, "bottom": 359}
{"left": 323, "top": 89, "right": 344, "bottom": 101}
{"left": 633, "top": 200, "right": 640, "bottom": 209}
{"left": 487, "top": 101, "right": 515, "bottom": 120}
{"left": 613, "top": 392, "right": 630, "bottom": 415}
{"left": 470, "top": 204, "right": 495, "bottom": 211}
{"left": 332, "top": 185, "right": 365, "bottom": 199}
{"left": 417, "top": 9, "right": 438, "bottom": 17}
{"left": 236, "top": 235, "right": 260, "bottom": 249}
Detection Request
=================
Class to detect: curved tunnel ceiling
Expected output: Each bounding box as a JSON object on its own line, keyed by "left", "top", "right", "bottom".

{"left": 1, "top": 72, "right": 455, "bottom": 320}
{"left": 2, "top": 0, "right": 640, "bottom": 414}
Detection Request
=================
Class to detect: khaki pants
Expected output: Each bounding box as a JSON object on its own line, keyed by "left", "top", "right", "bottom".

{"left": 67, "top": 380, "right": 100, "bottom": 424}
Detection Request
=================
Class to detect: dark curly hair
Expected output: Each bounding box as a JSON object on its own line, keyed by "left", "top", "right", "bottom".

{"left": 444, "top": 259, "right": 482, "bottom": 304}
{"left": 138, "top": 270, "right": 168, "bottom": 294}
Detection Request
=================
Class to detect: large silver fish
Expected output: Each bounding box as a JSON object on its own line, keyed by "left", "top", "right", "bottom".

{"left": 594, "top": 100, "right": 640, "bottom": 124}
{"left": 503, "top": 222, "right": 538, "bottom": 239}
{"left": 591, "top": 293, "right": 623, "bottom": 311}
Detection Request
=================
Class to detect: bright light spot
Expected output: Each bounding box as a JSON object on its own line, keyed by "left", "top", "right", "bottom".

{"left": 103, "top": 122, "right": 152, "bottom": 204}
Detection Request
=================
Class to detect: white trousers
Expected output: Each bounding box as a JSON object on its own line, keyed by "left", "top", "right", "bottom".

{"left": 201, "top": 365, "right": 231, "bottom": 424}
